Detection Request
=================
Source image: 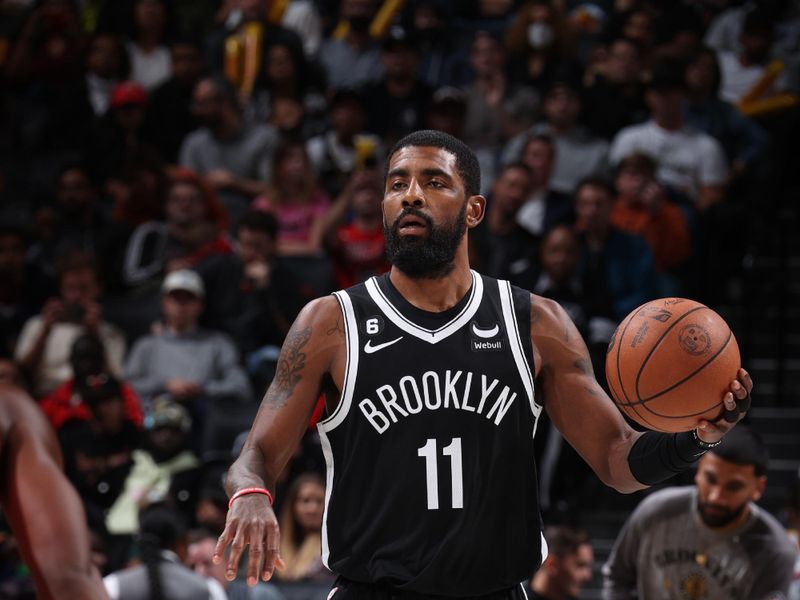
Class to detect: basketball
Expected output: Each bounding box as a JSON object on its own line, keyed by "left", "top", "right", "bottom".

{"left": 605, "top": 298, "right": 741, "bottom": 432}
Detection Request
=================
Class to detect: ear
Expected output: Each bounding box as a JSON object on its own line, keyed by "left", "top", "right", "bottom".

{"left": 752, "top": 475, "right": 767, "bottom": 501}
{"left": 466, "top": 195, "right": 486, "bottom": 229}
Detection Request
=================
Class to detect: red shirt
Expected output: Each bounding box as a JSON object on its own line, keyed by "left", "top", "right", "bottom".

{"left": 333, "top": 223, "right": 389, "bottom": 288}
{"left": 40, "top": 380, "right": 144, "bottom": 430}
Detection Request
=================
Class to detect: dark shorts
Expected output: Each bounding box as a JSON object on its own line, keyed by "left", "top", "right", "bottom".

{"left": 328, "top": 577, "right": 529, "bottom": 600}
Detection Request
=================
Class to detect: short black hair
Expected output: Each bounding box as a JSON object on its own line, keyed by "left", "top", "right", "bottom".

{"left": 648, "top": 59, "right": 688, "bottom": 92}
{"left": 742, "top": 8, "right": 775, "bottom": 36}
{"left": 575, "top": 174, "right": 615, "bottom": 199}
{"left": 237, "top": 210, "right": 278, "bottom": 239}
{"left": 498, "top": 161, "right": 533, "bottom": 179}
{"left": 522, "top": 133, "right": 556, "bottom": 159}
{"left": 711, "top": 425, "right": 769, "bottom": 477}
{"left": 387, "top": 130, "right": 481, "bottom": 198}
{"left": 544, "top": 525, "right": 591, "bottom": 557}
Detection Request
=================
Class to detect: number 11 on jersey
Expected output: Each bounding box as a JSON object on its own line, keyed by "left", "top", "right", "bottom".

{"left": 417, "top": 438, "right": 464, "bottom": 510}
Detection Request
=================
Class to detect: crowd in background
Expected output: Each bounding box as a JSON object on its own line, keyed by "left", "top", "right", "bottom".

{"left": 0, "top": 0, "right": 799, "bottom": 597}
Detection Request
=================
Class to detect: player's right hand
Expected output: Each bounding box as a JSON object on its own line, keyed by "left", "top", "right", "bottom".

{"left": 213, "top": 494, "right": 285, "bottom": 586}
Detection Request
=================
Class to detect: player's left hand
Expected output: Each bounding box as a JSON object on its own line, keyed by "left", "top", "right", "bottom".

{"left": 696, "top": 368, "right": 753, "bottom": 444}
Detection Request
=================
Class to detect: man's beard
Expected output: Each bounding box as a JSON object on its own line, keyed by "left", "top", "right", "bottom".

{"left": 697, "top": 499, "right": 748, "bottom": 528}
{"left": 384, "top": 203, "right": 467, "bottom": 279}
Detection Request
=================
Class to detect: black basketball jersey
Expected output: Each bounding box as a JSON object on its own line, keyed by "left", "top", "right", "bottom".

{"left": 318, "top": 271, "right": 547, "bottom": 596}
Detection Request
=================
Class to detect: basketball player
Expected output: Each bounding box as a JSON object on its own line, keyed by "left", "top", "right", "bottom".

{"left": 0, "top": 384, "right": 107, "bottom": 599}
{"left": 215, "top": 130, "right": 753, "bottom": 596}
{"left": 602, "top": 426, "right": 797, "bottom": 599}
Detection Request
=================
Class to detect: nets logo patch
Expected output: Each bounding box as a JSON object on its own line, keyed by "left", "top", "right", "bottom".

{"left": 469, "top": 321, "right": 503, "bottom": 352}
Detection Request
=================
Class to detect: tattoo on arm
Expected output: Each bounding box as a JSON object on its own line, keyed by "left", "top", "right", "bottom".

{"left": 574, "top": 357, "right": 594, "bottom": 376}
{"left": 326, "top": 318, "right": 345, "bottom": 338}
{"left": 264, "top": 327, "right": 312, "bottom": 409}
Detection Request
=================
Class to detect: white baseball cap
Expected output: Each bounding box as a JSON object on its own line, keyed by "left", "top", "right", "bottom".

{"left": 161, "top": 269, "right": 205, "bottom": 298}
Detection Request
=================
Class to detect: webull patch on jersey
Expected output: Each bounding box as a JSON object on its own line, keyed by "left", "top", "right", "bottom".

{"left": 469, "top": 321, "right": 503, "bottom": 352}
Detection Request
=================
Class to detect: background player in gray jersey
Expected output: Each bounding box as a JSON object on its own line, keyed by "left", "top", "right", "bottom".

{"left": 213, "top": 130, "right": 753, "bottom": 594}
{"left": 603, "top": 426, "right": 798, "bottom": 599}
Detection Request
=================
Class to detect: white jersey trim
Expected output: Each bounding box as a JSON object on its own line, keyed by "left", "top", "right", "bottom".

{"left": 498, "top": 280, "right": 541, "bottom": 434}
{"left": 318, "top": 291, "right": 359, "bottom": 432}
{"left": 540, "top": 529, "right": 549, "bottom": 565}
{"left": 318, "top": 290, "right": 359, "bottom": 567}
{"left": 364, "top": 270, "right": 484, "bottom": 344}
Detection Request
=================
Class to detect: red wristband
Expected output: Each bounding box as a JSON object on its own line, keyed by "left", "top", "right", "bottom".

{"left": 228, "top": 487, "right": 274, "bottom": 509}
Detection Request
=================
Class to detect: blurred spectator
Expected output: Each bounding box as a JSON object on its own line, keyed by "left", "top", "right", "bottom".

{"left": 528, "top": 525, "right": 593, "bottom": 600}
{"left": 14, "top": 251, "right": 126, "bottom": 397}
{"left": 180, "top": 76, "right": 278, "bottom": 224}
{"left": 206, "top": 0, "right": 304, "bottom": 85}
{"left": 651, "top": 4, "right": 705, "bottom": 63}
{"left": 143, "top": 36, "right": 206, "bottom": 163}
{"left": 248, "top": 39, "right": 327, "bottom": 137}
{"left": 404, "top": 0, "right": 465, "bottom": 88}
{"left": 610, "top": 59, "right": 729, "bottom": 211}
{"left": 515, "top": 134, "right": 574, "bottom": 238}
{"left": 29, "top": 163, "right": 110, "bottom": 277}
{"left": 427, "top": 87, "right": 468, "bottom": 141}
{"left": 40, "top": 333, "right": 143, "bottom": 431}
{"left": 229, "top": 210, "right": 303, "bottom": 362}
{"left": 104, "top": 502, "right": 226, "bottom": 599}
{"left": 611, "top": 153, "right": 691, "bottom": 280}
{"left": 505, "top": 0, "right": 577, "bottom": 93}
{"left": 86, "top": 81, "right": 163, "bottom": 183}
{"left": 106, "top": 401, "right": 201, "bottom": 536}
{"left": 270, "top": 0, "right": 323, "bottom": 59}
{"left": 533, "top": 224, "right": 615, "bottom": 374}
{"left": 0, "top": 223, "right": 56, "bottom": 354}
{"left": 603, "top": 426, "right": 798, "bottom": 599}
{"left": 574, "top": 176, "right": 656, "bottom": 321}
{"left": 63, "top": 33, "right": 132, "bottom": 120}
{"left": 18, "top": 32, "right": 131, "bottom": 164}
{"left": 617, "top": 8, "right": 656, "bottom": 60}
{"left": 716, "top": 8, "right": 790, "bottom": 105}
{"left": 463, "top": 30, "right": 539, "bottom": 187}
{"left": 704, "top": 0, "right": 800, "bottom": 72}
{"left": 161, "top": 168, "right": 239, "bottom": 331}
{"left": 306, "top": 89, "right": 382, "bottom": 198}
{"left": 4, "top": 0, "right": 84, "bottom": 84}
{"left": 503, "top": 78, "right": 609, "bottom": 195}
{"left": 186, "top": 529, "right": 227, "bottom": 587}
{"left": 187, "top": 528, "right": 285, "bottom": 600}
{"left": 193, "top": 475, "right": 228, "bottom": 535}
{"left": 125, "top": 0, "right": 174, "bottom": 91}
{"left": 275, "top": 473, "right": 333, "bottom": 584}
{"left": 685, "top": 47, "right": 768, "bottom": 180}
{"left": 318, "top": 169, "right": 388, "bottom": 289}
{"left": 318, "top": 0, "right": 383, "bottom": 90}
{"left": 58, "top": 372, "right": 140, "bottom": 513}
{"left": 582, "top": 37, "right": 648, "bottom": 140}
{"left": 362, "top": 26, "right": 433, "bottom": 147}
{"left": 253, "top": 139, "right": 331, "bottom": 256}
{"left": 99, "top": 157, "right": 168, "bottom": 306}
{"left": 470, "top": 162, "right": 538, "bottom": 285}
{"left": 124, "top": 269, "right": 252, "bottom": 414}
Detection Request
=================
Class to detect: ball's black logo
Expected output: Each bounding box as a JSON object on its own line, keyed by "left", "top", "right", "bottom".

{"left": 638, "top": 307, "right": 672, "bottom": 322}
{"left": 607, "top": 328, "right": 617, "bottom": 354}
{"left": 678, "top": 324, "right": 712, "bottom": 356}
